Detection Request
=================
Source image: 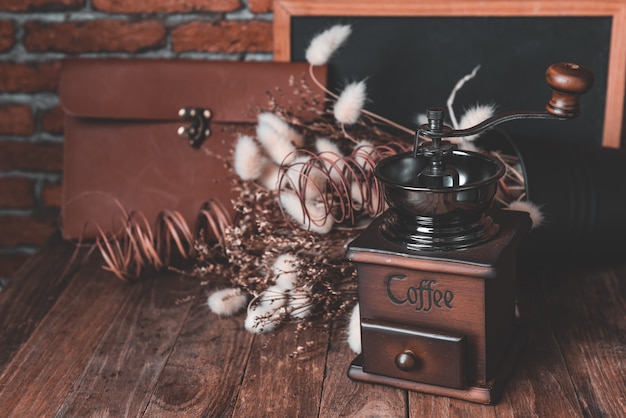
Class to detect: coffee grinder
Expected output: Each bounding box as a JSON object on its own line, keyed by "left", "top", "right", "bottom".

{"left": 346, "top": 63, "right": 594, "bottom": 404}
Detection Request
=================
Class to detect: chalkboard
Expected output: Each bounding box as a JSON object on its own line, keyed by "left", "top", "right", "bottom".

{"left": 274, "top": 1, "right": 626, "bottom": 148}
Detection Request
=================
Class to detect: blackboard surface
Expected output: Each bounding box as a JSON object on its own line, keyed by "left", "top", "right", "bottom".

{"left": 291, "top": 16, "right": 611, "bottom": 145}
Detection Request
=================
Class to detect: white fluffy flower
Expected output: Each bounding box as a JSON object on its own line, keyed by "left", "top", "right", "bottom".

{"left": 283, "top": 156, "right": 327, "bottom": 201}
{"left": 273, "top": 254, "right": 299, "bottom": 290}
{"left": 458, "top": 104, "right": 496, "bottom": 142}
{"left": 305, "top": 24, "right": 352, "bottom": 66}
{"left": 507, "top": 200, "right": 545, "bottom": 229}
{"left": 258, "top": 112, "right": 304, "bottom": 147}
{"left": 352, "top": 140, "right": 376, "bottom": 170}
{"left": 207, "top": 288, "right": 247, "bottom": 316}
{"left": 258, "top": 161, "right": 282, "bottom": 190}
{"left": 347, "top": 304, "right": 361, "bottom": 354}
{"left": 315, "top": 137, "right": 345, "bottom": 182}
{"left": 334, "top": 80, "right": 367, "bottom": 125}
{"left": 350, "top": 180, "right": 365, "bottom": 209}
{"left": 256, "top": 113, "right": 298, "bottom": 165}
{"left": 244, "top": 285, "right": 288, "bottom": 334}
{"left": 350, "top": 179, "right": 386, "bottom": 214}
{"left": 315, "top": 137, "right": 341, "bottom": 154}
{"left": 279, "top": 191, "right": 334, "bottom": 234}
{"left": 259, "top": 284, "right": 289, "bottom": 307}
{"left": 244, "top": 303, "right": 280, "bottom": 334}
{"left": 233, "top": 135, "right": 265, "bottom": 180}
{"left": 289, "top": 288, "right": 313, "bottom": 320}
{"left": 415, "top": 113, "right": 428, "bottom": 126}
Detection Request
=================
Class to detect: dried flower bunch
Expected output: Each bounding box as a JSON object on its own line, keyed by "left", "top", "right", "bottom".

{"left": 196, "top": 181, "right": 361, "bottom": 335}
{"left": 94, "top": 24, "right": 544, "bottom": 351}
{"left": 201, "top": 25, "right": 416, "bottom": 335}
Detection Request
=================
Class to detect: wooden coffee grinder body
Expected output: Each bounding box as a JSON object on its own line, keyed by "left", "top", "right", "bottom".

{"left": 347, "top": 210, "right": 531, "bottom": 404}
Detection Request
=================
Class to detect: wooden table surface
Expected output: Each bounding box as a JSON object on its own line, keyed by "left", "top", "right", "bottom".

{"left": 0, "top": 233, "right": 625, "bottom": 417}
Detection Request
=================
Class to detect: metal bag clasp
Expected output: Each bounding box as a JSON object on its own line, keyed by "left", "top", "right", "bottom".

{"left": 177, "top": 107, "right": 212, "bottom": 148}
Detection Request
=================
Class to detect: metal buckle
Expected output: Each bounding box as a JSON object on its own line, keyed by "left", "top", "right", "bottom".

{"left": 177, "top": 107, "right": 212, "bottom": 148}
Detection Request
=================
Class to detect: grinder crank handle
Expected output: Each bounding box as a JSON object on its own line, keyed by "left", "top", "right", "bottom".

{"left": 545, "top": 62, "right": 595, "bottom": 118}
{"left": 415, "top": 62, "right": 595, "bottom": 144}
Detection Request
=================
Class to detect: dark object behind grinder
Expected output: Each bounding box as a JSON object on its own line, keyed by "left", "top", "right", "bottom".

{"left": 474, "top": 125, "right": 626, "bottom": 267}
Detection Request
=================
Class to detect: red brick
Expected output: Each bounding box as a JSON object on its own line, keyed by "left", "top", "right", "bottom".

{"left": 0, "top": 253, "right": 31, "bottom": 280}
{"left": 24, "top": 20, "right": 166, "bottom": 54}
{"left": 0, "top": 0, "right": 84, "bottom": 12}
{"left": 172, "top": 20, "right": 272, "bottom": 54}
{"left": 42, "top": 181, "right": 62, "bottom": 208}
{"left": 0, "top": 214, "right": 58, "bottom": 247}
{"left": 0, "top": 177, "right": 36, "bottom": 208}
{"left": 0, "top": 20, "right": 14, "bottom": 52}
{"left": 40, "top": 105, "right": 64, "bottom": 134}
{"left": 0, "top": 140, "right": 63, "bottom": 172}
{"left": 0, "top": 61, "right": 61, "bottom": 93}
{"left": 248, "top": 0, "right": 272, "bottom": 13}
{"left": 0, "top": 105, "right": 35, "bottom": 136}
{"left": 93, "top": 0, "right": 240, "bottom": 13}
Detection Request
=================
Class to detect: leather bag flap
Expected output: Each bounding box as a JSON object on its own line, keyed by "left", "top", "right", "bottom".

{"left": 59, "top": 58, "right": 326, "bottom": 123}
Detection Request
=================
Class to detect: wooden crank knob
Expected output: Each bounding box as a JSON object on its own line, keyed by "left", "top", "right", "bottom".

{"left": 545, "top": 62, "right": 594, "bottom": 118}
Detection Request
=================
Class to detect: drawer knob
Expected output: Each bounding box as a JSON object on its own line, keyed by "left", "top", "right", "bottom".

{"left": 395, "top": 350, "right": 419, "bottom": 372}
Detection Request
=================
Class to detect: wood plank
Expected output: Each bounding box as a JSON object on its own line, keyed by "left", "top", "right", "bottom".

{"left": 319, "top": 323, "right": 407, "bottom": 417}
{"left": 233, "top": 324, "right": 330, "bottom": 417}
{"left": 540, "top": 262, "right": 626, "bottom": 417}
{"left": 494, "top": 272, "right": 583, "bottom": 417}
{"left": 143, "top": 298, "right": 255, "bottom": 417}
{"left": 0, "top": 234, "right": 82, "bottom": 374}
{"left": 0, "top": 256, "right": 129, "bottom": 417}
{"left": 408, "top": 393, "right": 497, "bottom": 418}
{"left": 54, "top": 269, "right": 198, "bottom": 417}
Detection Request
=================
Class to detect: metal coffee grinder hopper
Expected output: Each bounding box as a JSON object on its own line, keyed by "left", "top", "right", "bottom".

{"left": 346, "top": 63, "right": 594, "bottom": 404}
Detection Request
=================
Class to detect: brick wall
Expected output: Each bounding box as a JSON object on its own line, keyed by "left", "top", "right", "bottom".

{"left": 0, "top": 0, "right": 274, "bottom": 281}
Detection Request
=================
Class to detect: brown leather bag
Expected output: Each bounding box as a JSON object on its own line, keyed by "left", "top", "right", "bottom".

{"left": 59, "top": 59, "right": 326, "bottom": 240}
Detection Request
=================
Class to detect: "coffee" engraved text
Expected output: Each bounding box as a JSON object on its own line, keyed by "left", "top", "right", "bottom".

{"left": 386, "top": 275, "right": 454, "bottom": 312}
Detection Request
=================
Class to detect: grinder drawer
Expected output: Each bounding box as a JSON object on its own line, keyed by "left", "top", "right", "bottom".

{"left": 361, "top": 320, "right": 466, "bottom": 389}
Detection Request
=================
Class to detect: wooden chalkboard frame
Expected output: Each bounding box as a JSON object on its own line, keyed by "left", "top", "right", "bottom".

{"left": 274, "top": 0, "right": 626, "bottom": 148}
